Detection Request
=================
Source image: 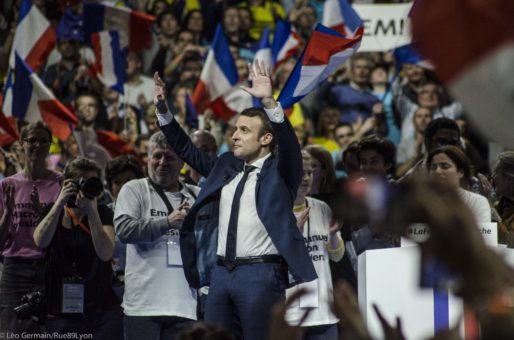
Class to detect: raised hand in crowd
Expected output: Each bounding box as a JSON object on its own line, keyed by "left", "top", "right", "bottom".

{"left": 268, "top": 288, "right": 310, "bottom": 340}
{"left": 372, "top": 304, "right": 405, "bottom": 340}
{"left": 30, "top": 185, "right": 42, "bottom": 215}
{"left": 3, "top": 184, "right": 15, "bottom": 215}
{"left": 332, "top": 281, "right": 372, "bottom": 340}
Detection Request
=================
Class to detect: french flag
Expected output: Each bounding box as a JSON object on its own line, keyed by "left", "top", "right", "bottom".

{"left": 254, "top": 26, "right": 272, "bottom": 67}
{"left": 393, "top": 44, "right": 433, "bottom": 71}
{"left": 192, "top": 25, "right": 252, "bottom": 122}
{"left": 185, "top": 93, "right": 199, "bottom": 130}
{"left": 271, "top": 20, "right": 302, "bottom": 67}
{"left": 83, "top": 2, "right": 154, "bottom": 52}
{"left": 322, "top": 0, "right": 364, "bottom": 38}
{"left": 277, "top": 24, "right": 363, "bottom": 108}
{"left": 410, "top": 0, "right": 514, "bottom": 148}
{"left": 1, "top": 54, "right": 78, "bottom": 141}
{"left": 91, "top": 31, "right": 127, "bottom": 94}
{"left": 9, "top": 0, "right": 56, "bottom": 72}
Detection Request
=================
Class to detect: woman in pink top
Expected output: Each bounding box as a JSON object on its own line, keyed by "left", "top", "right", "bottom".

{"left": 0, "top": 122, "right": 62, "bottom": 334}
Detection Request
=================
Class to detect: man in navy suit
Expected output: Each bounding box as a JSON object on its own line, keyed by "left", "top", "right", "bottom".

{"left": 153, "top": 61, "right": 317, "bottom": 340}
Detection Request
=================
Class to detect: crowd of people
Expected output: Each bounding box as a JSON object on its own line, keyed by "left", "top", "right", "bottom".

{"left": 0, "top": 0, "right": 513, "bottom": 339}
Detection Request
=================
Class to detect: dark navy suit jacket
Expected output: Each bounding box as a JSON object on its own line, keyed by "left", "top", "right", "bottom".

{"left": 160, "top": 115, "right": 317, "bottom": 289}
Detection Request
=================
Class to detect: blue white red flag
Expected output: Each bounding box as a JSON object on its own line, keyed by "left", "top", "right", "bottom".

{"left": 9, "top": 0, "right": 56, "bottom": 72}
{"left": 271, "top": 20, "right": 302, "bottom": 67}
{"left": 185, "top": 93, "right": 199, "bottom": 130}
{"left": 91, "top": 31, "right": 127, "bottom": 94}
{"left": 192, "top": 24, "right": 251, "bottom": 122}
{"left": 393, "top": 44, "right": 432, "bottom": 71}
{"left": 254, "top": 26, "right": 272, "bottom": 67}
{"left": 1, "top": 54, "right": 78, "bottom": 141}
{"left": 83, "top": 2, "right": 154, "bottom": 51}
{"left": 322, "top": 0, "right": 364, "bottom": 38}
{"left": 277, "top": 24, "right": 363, "bottom": 108}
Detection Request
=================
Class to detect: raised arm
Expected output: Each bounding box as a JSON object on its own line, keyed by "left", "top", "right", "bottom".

{"left": 33, "top": 180, "right": 75, "bottom": 248}
{"left": 0, "top": 183, "right": 14, "bottom": 251}
{"left": 241, "top": 60, "right": 303, "bottom": 192}
{"left": 153, "top": 72, "right": 217, "bottom": 177}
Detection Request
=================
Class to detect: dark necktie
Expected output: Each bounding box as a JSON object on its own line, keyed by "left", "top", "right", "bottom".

{"left": 225, "top": 165, "right": 256, "bottom": 270}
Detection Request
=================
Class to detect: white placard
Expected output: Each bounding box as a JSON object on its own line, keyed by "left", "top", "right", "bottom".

{"left": 353, "top": 4, "right": 413, "bottom": 52}
{"left": 358, "top": 247, "right": 464, "bottom": 340}
{"left": 401, "top": 223, "right": 498, "bottom": 248}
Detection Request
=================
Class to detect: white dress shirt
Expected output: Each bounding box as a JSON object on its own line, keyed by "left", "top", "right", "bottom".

{"left": 217, "top": 153, "right": 279, "bottom": 257}
{"left": 157, "top": 102, "right": 286, "bottom": 257}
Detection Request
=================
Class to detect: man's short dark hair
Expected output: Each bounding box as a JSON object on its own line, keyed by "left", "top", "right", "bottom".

{"left": 424, "top": 117, "right": 460, "bottom": 142}
{"left": 156, "top": 9, "right": 178, "bottom": 27}
{"left": 64, "top": 157, "right": 102, "bottom": 180}
{"left": 357, "top": 134, "right": 396, "bottom": 166}
{"left": 105, "top": 155, "right": 144, "bottom": 191}
{"left": 239, "top": 107, "right": 276, "bottom": 154}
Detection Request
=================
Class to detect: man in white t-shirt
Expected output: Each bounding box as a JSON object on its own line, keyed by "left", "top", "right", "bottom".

{"left": 114, "top": 131, "right": 199, "bottom": 339}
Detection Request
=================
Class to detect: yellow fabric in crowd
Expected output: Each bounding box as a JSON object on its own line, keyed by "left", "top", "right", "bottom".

{"left": 240, "top": 1, "right": 285, "bottom": 40}
{"left": 309, "top": 137, "right": 340, "bottom": 153}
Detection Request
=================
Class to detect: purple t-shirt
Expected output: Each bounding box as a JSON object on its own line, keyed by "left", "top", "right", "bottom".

{"left": 0, "top": 171, "right": 62, "bottom": 258}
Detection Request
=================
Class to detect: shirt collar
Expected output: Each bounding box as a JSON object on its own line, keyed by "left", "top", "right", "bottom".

{"left": 245, "top": 153, "right": 272, "bottom": 171}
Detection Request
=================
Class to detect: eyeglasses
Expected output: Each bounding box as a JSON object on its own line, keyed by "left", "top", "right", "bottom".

{"left": 22, "top": 138, "right": 51, "bottom": 146}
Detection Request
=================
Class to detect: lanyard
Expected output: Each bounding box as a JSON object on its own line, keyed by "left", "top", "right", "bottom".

{"left": 148, "top": 179, "right": 187, "bottom": 214}
{"left": 305, "top": 199, "right": 311, "bottom": 242}
{"left": 65, "top": 207, "right": 91, "bottom": 237}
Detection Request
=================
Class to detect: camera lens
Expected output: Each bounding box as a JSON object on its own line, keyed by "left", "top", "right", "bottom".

{"left": 80, "top": 177, "right": 103, "bottom": 199}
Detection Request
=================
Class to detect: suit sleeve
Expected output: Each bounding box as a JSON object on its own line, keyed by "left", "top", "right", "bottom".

{"left": 269, "top": 104, "right": 303, "bottom": 196}
{"left": 159, "top": 117, "right": 217, "bottom": 178}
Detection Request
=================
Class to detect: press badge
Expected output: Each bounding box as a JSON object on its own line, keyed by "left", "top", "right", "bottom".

{"left": 299, "top": 279, "right": 319, "bottom": 308}
{"left": 167, "top": 231, "right": 183, "bottom": 266}
{"left": 61, "top": 277, "right": 84, "bottom": 314}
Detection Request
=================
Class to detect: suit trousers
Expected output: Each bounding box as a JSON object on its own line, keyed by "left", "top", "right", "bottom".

{"left": 205, "top": 262, "right": 287, "bottom": 340}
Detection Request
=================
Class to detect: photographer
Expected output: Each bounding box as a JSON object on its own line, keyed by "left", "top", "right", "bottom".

{"left": 33, "top": 158, "right": 122, "bottom": 338}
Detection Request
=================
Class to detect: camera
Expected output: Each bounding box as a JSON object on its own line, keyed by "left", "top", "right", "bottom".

{"left": 67, "top": 176, "right": 103, "bottom": 207}
{"left": 14, "top": 291, "right": 47, "bottom": 324}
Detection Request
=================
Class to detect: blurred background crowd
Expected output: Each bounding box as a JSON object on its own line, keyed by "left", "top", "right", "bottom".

{"left": 0, "top": 0, "right": 513, "bottom": 339}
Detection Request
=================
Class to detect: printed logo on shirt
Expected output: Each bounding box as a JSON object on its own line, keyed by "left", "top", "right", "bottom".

{"left": 304, "top": 234, "right": 328, "bottom": 262}
{"left": 11, "top": 202, "right": 51, "bottom": 229}
{"left": 150, "top": 209, "right": 167, "bottom": 217}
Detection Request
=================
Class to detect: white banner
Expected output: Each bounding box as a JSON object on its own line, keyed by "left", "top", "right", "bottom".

{"left": 354, "top": 3, "right": 413, "bottom": 52}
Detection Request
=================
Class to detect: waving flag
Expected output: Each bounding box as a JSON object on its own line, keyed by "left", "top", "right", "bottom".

{"left": 254, "top": 26, "right": 272, "bottom": 66}
{"left": 83, "top": 2, "right": 154, "bottom": 51}
{"left": 91, "top": 31, "right": 127, "bottom": 94}
{"left": 96, "top": 130, "right": 139, "bottom": 159}
{"left": 185, "top": 93, "right": 199, "bottom": 130}
{"left": 2, "top": 54, "right": 78, "bottom": 141}
{"left": 410, "top": 0, "right": 514, "bottom": 148}
{"left": 393, "top": 44, "right": 433, "bottom": 71}
{"left": 278, "top": 24, "right": 363, "bottom": 108}
{"left": 9, "top": 0, "right": 56, "bottom": 71}
{"left": 271, "top": 20, "right": 302, "bottom": 67}
{"left": 192, "top": 25, "right": 252, "bottom": 122}
{"left": 322, "top": 0, "right": 364, "bottom": 38}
